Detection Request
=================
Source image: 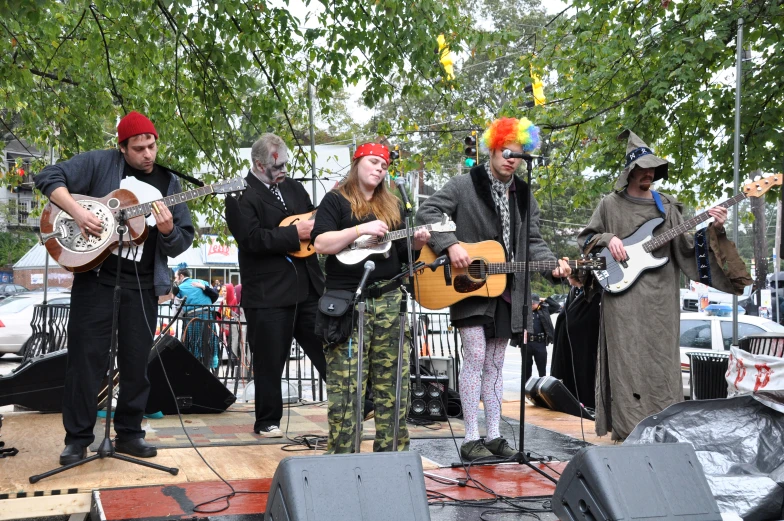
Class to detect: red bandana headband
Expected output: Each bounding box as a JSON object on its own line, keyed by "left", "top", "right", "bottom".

{"left": 353, "top": 142, "right": 389, "bottom": 164}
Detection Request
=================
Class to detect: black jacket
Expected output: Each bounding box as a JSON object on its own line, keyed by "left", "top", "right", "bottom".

{"left": 225, "top": 173, "right": 325, "bottom": 308}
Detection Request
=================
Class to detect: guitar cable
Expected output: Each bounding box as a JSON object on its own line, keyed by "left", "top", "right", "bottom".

{"left": 132, "top": 248, "right": 269, "bottom": 514}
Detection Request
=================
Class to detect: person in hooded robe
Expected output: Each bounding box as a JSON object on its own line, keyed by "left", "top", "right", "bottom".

{"left": 577, "top": 130, "right": 751, "bottom": 440}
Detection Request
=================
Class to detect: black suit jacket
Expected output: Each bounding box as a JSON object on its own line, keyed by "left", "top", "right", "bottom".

{"left": 225, "top": 173, "right": 325, "bottom": 309}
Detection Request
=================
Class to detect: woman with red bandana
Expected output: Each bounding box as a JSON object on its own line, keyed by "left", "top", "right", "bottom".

{"left": 312, "top": 142, "right": 430, "bottom": 453}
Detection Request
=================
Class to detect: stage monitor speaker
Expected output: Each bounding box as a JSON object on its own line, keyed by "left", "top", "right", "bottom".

{"left": 553, "top": 443, "right": 721, "bottom": 521}
{"left": 145, "top": 335, "right": 236, "bottom": 415}
{"left": 525, "top": 376, "right": 594, "bottom": 420}
{"left": 264, "top": 452, "right": 430, "bottom": 521}
{"left": 409, "top": 374, "right": 448, "bottom": 421}
{"left": 0, "top": 349, "right": 67, "bottom": 412}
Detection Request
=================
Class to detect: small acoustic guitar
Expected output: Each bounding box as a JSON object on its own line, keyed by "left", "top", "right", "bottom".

{"left": 413, "top": 240, "right": 606, "bottom": 309}
{"left": 280, "top": 210, "right": 318, "bottom": 258}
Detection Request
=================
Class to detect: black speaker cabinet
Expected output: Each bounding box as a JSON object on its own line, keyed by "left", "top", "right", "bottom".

{"left": 145, "top": 335, "right": 236, "bottom": 414}
{"left": 525, "top": 376, "right": 594, "bottom": 420}
{"left": 264, "top": 452, "right": 430, "bottom": 521}
{"left": 409, "top": 374, "right": 448, "bottom": 421}
{"left": 0, "top": 349, "right": 66, "bottom": 412}
{"left": 553, "top": 443, "right": 721, "bottom": 521}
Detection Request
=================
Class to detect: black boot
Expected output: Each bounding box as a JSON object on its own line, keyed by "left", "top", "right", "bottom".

{"left": 59, "top": 444, "right": 87, "bottom": 465}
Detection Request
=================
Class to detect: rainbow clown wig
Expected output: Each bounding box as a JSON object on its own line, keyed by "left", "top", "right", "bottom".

{"left": 480, "top": 117, "right": 540, "bottom": 153}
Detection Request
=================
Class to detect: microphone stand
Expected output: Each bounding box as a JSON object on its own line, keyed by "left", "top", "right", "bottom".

{"left": 30, "top": 211, "right": 179, "bottom": 483}
{"left": 353, "top": 274, "right": 369, "bottom": 453}
{"left": 516, "top": 158, "right": 556, "bottom": 484}
{"left": 392, "top": 194, "right": 418, "bottom": 450}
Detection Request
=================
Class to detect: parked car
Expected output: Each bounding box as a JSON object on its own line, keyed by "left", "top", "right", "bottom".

{"left": 681, "top": 284, "right": 752, "bottom": 312}
{"left": 0, "top": 292, "right": 71, "bottom": 356}
{"left": 0, "top": 284, "right": 29, "bottom": 301}
{"left": 679, "top": 312, "right": 784, "bottom": 397}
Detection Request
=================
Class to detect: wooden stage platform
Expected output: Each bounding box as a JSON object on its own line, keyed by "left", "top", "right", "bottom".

{"left": 0, "top": 401, "right": 612, "bottom": 520}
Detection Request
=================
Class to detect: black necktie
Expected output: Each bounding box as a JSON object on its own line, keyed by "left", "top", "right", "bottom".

{"left": 269, "top": 184, "right": 287, "bottom": 211}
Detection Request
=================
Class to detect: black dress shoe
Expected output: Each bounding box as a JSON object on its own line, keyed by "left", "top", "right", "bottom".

{"left": 59, "top": 444, "right": 87, "bottom": 465}
{"left": 115, "top": 438, "right": 157, "bottom": 458}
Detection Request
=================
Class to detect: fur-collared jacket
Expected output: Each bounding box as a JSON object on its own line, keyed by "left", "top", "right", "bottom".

{"left": 415, "top": 164, "right": 559, "bottom": 334}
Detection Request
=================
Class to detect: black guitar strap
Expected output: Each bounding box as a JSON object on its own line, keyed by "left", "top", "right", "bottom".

{"left": 158, "top": 163, "right": 205, "bottom": 187}
{"left": 694, "top": 229, "right": 712, "bottom": 286}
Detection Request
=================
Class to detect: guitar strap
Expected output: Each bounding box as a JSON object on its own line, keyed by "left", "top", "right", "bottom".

{"left": 650, "top": 190, "right": 666, "bottom": 216}
{"left": 652, "top": 190, "right": 712, "bottom": 285}
{"left": 694, "top": 228, "right": 712, "bottom": 286}
{"left": 159, "top": 163, "right": 205, "bottom": 187}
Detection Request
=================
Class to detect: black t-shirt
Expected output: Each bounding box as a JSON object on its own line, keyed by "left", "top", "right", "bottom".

{"left": 312, "top": 190, "right": 410, "bottom": 291}
{"left": 98, "top": 164, "right": 171, "bottom": 289}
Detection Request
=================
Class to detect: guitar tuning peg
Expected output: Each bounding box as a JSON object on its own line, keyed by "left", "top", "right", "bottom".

{"left": 754, "top": 175, "right": 761, "bottom": 181}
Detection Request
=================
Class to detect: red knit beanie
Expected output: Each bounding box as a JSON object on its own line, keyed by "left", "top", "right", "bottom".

{"left": 117, "top": 111, "right": 158, "bottom": 143}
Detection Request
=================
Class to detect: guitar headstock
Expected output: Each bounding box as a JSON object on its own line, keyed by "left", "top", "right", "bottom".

{"left": 213, "top": 177, "right": 247, "bottom": 194}
{"left": 743, "top": 173, "right": 782, "bottom": 198}
{"left": 575, "top": 255, "right": 606, "bottom": 271}
{"left": 431, "top": 214, "right": 457, "bottom": 233}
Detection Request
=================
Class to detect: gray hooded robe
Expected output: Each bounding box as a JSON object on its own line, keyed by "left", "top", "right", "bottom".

{"left": 577, "top": 131, "right": 750, "bottom": 440}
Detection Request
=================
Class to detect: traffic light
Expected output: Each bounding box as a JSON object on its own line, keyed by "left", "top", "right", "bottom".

{"left": 464, "top": 131, "right": 478, "bottom": 167}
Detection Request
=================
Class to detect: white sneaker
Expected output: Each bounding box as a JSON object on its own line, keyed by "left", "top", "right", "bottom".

{"left": 255, "top": 425, "right": 283, "bottom": 438}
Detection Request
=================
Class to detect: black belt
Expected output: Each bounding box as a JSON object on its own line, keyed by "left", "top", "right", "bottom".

{"left": 364, "top": 280, "right": 403, "bottom": 299}
{"left": 529, "top": 333, "right": 546, "bottom": 343}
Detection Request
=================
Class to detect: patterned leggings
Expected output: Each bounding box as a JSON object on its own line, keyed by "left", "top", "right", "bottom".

{"left": 459, "top": 326, "right": 508, "bottom": 441}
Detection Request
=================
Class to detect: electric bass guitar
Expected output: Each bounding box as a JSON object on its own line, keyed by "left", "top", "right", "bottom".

{"left": 39, "top": 177, "right": 247, "bottom": 273}
{"left": 280, "top": 210, "right": 317, "bottom": 258}
{"left": 336, "top": 214, "right": 457, "bottom": 265}
{"left": 593, "top": 174, "right": 782, "bottom": 294}
{"left": 412, "top": 240, "right": 606, "bottom": 309}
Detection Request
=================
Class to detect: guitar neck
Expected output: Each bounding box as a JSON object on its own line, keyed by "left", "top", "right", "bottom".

{"left": 122, "top": 185, "right": 216, "bottom": 219}
{"left": 486, "top": 260, "right": 581, "bottom": 274}
{"left": 379, "top": 224, "right": 436, "bottom": 244}
{"left": 643, "top": 192, "right": 746, "bottom": 252}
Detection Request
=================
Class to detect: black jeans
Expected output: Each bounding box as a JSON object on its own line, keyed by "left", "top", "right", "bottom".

{"left": 245, "top": 293, "right": 327, "bottom": 431}
{"left": 524, "top": 342, "right": 548, "bottom": 382}
{"left": 63, "top": 275, "right": 156, "bottom": 447}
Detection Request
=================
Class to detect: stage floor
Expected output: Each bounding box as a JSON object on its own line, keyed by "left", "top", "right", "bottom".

{"left": 0, "top": 400, "right": 612, "bottom": 520}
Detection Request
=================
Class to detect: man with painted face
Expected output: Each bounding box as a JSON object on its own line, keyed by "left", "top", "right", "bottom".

{"left": 224, "top": 133, "right": 327, "bottom": 437}
{"left": 34, "top": 111, "right": 194, "bottom": 465}
{"left": 577, "top": 130, "right": 750, "bottom": 441}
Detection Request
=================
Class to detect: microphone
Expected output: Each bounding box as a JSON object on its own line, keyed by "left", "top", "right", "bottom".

{"left": 394, "top": 177, "right": 413, "bottom": 213}
{"left": 355, "top": 260, "right": 376, "bottom": 297}
{"left": 502, "top": 149, "right": 538, "bottom": 161}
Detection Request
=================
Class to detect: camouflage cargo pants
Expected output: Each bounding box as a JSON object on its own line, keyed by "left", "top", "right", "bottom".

{"left": 325, "top": 288, "right": 410, "bottom": 453}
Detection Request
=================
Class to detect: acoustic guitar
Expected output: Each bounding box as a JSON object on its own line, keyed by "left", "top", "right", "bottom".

{"left": 412, "top": 240, "right": 606, "bottom": 309}
{"left": 40, "top": 177, "right": 247, "bottom": 272}
{"left": 593, "top": 174, "right": 781, "bottom": 294}
{"left": 336, "top": 214, "right": 456, "bottom": 265}
{"left": 280, "top": 210, "right": 317, "bottom": 258}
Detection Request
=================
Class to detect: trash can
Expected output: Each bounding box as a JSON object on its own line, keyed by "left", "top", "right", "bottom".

{"left": 687, "top": 352, "right": 730, "bottom": 400}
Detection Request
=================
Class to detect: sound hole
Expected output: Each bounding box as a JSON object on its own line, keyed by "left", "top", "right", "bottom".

{"left": 107, "top": 198, "right": 120, "bottom": 209}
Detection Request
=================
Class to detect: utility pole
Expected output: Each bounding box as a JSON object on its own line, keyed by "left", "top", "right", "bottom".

{"left": 731, "top": 17, "right": 743, "bottom": 344}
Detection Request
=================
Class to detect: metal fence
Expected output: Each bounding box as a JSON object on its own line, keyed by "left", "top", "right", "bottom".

{"left": 21, "top": 302, "right": 462, "bottom": 402}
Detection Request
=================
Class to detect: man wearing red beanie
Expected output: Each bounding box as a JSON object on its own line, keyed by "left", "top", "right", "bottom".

{"left": 35, "top": 111, "right": 195, "bottom": 465}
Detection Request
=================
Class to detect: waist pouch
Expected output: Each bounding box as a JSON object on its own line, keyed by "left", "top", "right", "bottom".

{"left": 315, "top": 289, "right": 355, "bottom": 347}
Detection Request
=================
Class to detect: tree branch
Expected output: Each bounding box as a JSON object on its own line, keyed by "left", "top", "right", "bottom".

{"left": 542, "top": 79, "right": 651, "bottom": 131}
{"left": 89, "top": 5, "right": 125, "bottom": 113}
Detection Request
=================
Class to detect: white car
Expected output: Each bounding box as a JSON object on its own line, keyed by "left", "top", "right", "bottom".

{"left": 681, "top": 284, "right": 752, "bottom": 312}
{"left": 0, "top": 293, "right": 71, "bottom": 356}
{"left": 679, "top": 312, "right": 784, "bottom": 397}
